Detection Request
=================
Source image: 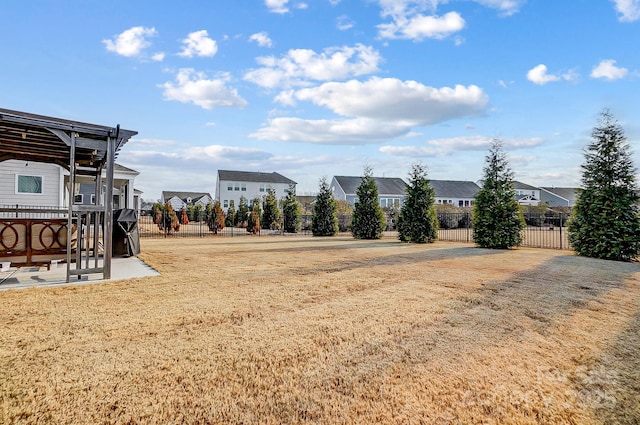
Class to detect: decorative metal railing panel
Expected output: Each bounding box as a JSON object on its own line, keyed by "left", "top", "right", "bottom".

{"left": 0, "top": 218, "right": 72, "bottom": 266}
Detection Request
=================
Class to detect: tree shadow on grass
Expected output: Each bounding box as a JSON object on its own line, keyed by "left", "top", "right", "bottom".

{"left": 224, "top": 237, "right": 505, "bottom": 267}
{"left": 590, "top": 304, "right": 640, "bottom": 424}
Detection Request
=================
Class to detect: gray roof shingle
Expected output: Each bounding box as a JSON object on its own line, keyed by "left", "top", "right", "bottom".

{"left": 429, "top": 180, "right": 480, "bottom": 198}
{"left": 217, "top": 170, "right": 296, "bottom": 185}
{"left": 541, "top": 187, "right": 579, "bottom": 203}
{"left": 333, "top": 176, "right": 407, "bottom": 196}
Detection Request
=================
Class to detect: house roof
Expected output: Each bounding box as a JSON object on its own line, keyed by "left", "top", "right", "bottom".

{"left": 217, "top": 170, "right": 296, "bottom": 185}
{"left": 114, "top": 163, "right": 139, "bottom": 175}
{"left": 162, "top": 191, "right": 212, "bottom": 203}
{"left": 430, "top": 180, "right": 480, "bottom": 199}
{"left": 333, "top": 176, "right": 408, "bottom": 196}
{"left": 541, "top": 187, "right": 579, "bottom": 203}
{"left": 513, "top": 181, "right": 539, "bottom": 191}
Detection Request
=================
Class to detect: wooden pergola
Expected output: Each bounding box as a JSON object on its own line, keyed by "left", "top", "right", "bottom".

{"left": 0, "top": 108, "right": 137, "bottom": 282}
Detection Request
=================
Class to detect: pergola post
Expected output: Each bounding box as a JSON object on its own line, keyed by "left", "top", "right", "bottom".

{"left": 103, "top": 134, "right": 115, "bottom": 280}
{"left": 66, "top": 130, "right": 76, "bottom": 283}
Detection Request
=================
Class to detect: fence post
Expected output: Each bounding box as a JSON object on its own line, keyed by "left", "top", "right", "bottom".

{"left": 466, "top": 212, "right": 470, "bottom": 243}
{"left": 559, "top": 212, "right": 563, "bottom": 250}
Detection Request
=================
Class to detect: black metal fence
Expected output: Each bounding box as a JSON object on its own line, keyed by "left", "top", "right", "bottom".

{"left": 0, "top": 204, "right": 67, "bottom": 219}
{"left": 138, "top": 211, "right": 571, "bottom": 250}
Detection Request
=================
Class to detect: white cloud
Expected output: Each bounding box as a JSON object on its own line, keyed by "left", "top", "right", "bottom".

{"left": 250, "top": 117, "right": 413, "bottom": 144}
{"left": 249, "top": 32, "right": 273, "bottom": 48}
{"left": 183, "top": 145, "right": 272, "bottom": 161}
{"left": 378, "top": 11, "right": 465, "bottom": 40}
{"left": 473, "top": 0, "right": 526, "bottom": 16}
{"left": 337, "top": 15, "right": 354, "bottom": 31}
{"left": 526, "top": 64, "right": 560, "bottom": 85}
{"left": 244, "top": 44, "right": 382, "bottom": 89}
{"left": 291, "top": 78, "right": 488, "bottom": 124}
{"left": 266, "top": 0, "right": 290, "bottom": 13}
{"left": 151, "top": 52, "right": 165, "bottom": 62}
{"left": 160, "top": 68, "right": 248, "bottom": 110}
{"left": 329, "top": 0, "right": 342, "bottom": 5}
{"left": 374, "top": 0, "right": 523, "bottom": 41}
{"left": 251, "top": 78, "right": 488, "bottom": 144}
{"left": 590, "top": 59, "right": 629, "bottom": 80}
{"left": 527, "top": 64, "right": 578, "bottom": 85}
{"left": 103, "top": 26, "right": 157, "bottom": 57}
{"left": 178, "top": 30, "right": 218, "bottom": 58}
{"left": 380, "top": 135, "right": 544, "bottom": 157}
{"left": 611, "top": 0, "right": 640, "bottom": 22}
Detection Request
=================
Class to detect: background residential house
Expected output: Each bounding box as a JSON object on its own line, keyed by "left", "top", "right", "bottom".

{"left": 161, "top": 191, "right": 213, "bottom": 212}
{"left": 330, "top": 176, "right": 407, "bottom": 209}
{"left": 430, "top": 180, "right": 480, "bottom": 207}
{"left": 540, "top": 187, "right": 579, "bottom": 207}
{"left": 216, "top": 170, "right": 296, "bottom": 209}
{"left": 75, "top": 164, "right": 141, "bottom": 212}
{"left": 0, "top": 159, "right": 140, "bottom": 212}
{"left": 513, "top": 181, "right": 542, "bottom": 206}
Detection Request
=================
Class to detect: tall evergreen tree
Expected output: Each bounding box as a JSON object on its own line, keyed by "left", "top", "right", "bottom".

{"left": 568, "top": 110, "right": 640, "bottom": 261}
{"left": 282, "top": 183, "right": 302, "bottom": 233}
{"left": 207, "top": 201, "right": 225, "bottom": 234}
{"left": 311, "top": 177, "right": 338, "bottom": 236}
{"left": 397, "top": 163, "right": 438, "bottom": 243}
{"left": 351, "top": 166, "right": 386, "bottom": 239}
{"left": 262, "top": 188, "right": 281, "bottom": 230}
{"left": 225, "top": 201, "right": 236, "bottom": 227}
{"left": 153, "top": 202, "right": 180, "bottom": 234}
{"left": 472, "top": 140, "right": 525, "bottom": 249}
{"left": 236, "top": 196, "right": 249, "bottom": 226}
{"left": 247, "top": 198, "right": 262, "bottom": 234}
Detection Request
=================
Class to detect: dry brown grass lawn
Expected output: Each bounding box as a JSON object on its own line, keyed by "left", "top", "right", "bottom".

{"left": 1, "top": 237, "right": 639, "bottom": 424}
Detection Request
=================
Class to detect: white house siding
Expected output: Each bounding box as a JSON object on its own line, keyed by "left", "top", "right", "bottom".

{"left": 167, "top": 196, "right": 186, "bottom": 212}
{"left": 195, "top": 195, "right": 213, "bottom": 208}
{"left": 330, "top": 177, "right": 348, "bottom": 202}
{"left": 0, "top": 160, "right": 62, "bottom": 206}
{"left": 435, "top": 197, "right": 475, "bottom": 207}
{"left": 218, "top": 180, "right": 290, "bottom": 209}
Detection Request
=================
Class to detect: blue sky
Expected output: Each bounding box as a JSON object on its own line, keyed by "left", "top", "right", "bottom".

{"left": 2, "top": 0, "right": 639, "bottom": 200}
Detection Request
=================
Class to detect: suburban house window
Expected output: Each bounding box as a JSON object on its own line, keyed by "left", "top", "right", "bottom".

{"left": 234, "top": 183, "right": 240, "bottom": 191}
{"left": 459, "top": 200, "right": 464, "bottom": 207}
{"left": 241, "top": 183, "right": 246, "bottom": 191}
{"left": 16, "top": 175, "right": 43, "bottom": 194}
{"left": 227, "top": 182, "right": 233, "bottom": 191}
{"left": 74, "top": 194, "right": 83, "bottom": 204}
{"left": 259, "top": 184, "right": 265, "bottom": 192}
{"left": 223, "top": 200, "right": 229, "bottom": 208}
{"left": 91, "top": 194, "right": 96, "bottom": 205}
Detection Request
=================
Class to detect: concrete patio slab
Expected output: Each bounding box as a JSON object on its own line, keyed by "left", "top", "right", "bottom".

{"left": 0, "top": 257, "right": 159, "bottom": 290}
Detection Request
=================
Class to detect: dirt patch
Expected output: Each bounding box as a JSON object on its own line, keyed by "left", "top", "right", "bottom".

{"left": 1, "top": 237, "right": 639, "bottom": 424}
